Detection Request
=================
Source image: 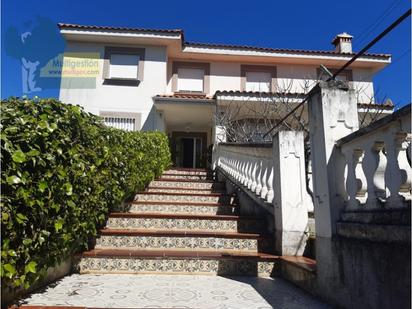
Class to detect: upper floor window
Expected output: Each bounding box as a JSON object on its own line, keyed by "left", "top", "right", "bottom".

{"left": 177, "top": 67, "right": 204, "bottom": 92}
{"left": 245, "top": 71, "right": 271, "bottom": 92}
{"left": 109, "top": 54, "right": 140, "bottom": 79}
{"left": 241, "top": 65, "right": 277, "bottom": 93}
{"left": 172, "top": 61, "right": 210, "bottom": 94}
{"left": 103, "top": 47, "right": 145, "bottom": 85}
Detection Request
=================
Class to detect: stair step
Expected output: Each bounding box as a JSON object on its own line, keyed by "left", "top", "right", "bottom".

{"left": 134, "top": 192, "right": 232, "bottom": 204}
{"left": 128, "top": 201, "right": 237, "bottom": 215}
{"left": 165, "top": 168, "right": 208, "bottom": 176}
{"left": 95, "top": 229, "right": 274, "bottom": 252}
{"left": 146, "top": 187, "right": 225, "bottom": 195}
{"left": 151, "top": 179, "right": 224, "bottom": 190}
{"left": 106, "top": 213, "right": 264, "bottom": 233}
{"left": 77, "top": 249, "right": 279, "bottom": 276}
{"left": 161, "top": 173, "right": 209, "bottom": 180}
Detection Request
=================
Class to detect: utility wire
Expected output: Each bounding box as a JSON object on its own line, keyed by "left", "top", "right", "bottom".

{"left": 354, "top": 0, "right": 403, "bottom": 47}
{"left": 263, "top": 8, "right": 412, "bottom": 138}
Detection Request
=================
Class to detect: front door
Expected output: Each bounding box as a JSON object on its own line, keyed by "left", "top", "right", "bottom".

{"left": 182, "top": 138, "right": 194, "bottom": 168}
{"left": 171, "top": 132, "right": 207, "bottom": 168}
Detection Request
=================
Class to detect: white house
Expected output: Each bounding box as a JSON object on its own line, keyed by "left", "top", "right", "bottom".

{"left": 57, "top": 23, "right": 392, "bottom": 168}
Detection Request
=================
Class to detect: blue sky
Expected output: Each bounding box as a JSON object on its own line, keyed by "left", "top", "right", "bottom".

{"left": 1, "top": 0, "right": 411, "bottom": 107}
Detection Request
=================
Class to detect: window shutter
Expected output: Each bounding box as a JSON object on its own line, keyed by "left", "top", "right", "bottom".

{"left": 177, "top": 68, "right": 204, "bottom": 92}
{"left": 109, "top": 54, "right": 139, "bottom": 79}
{"left": 245, "top": 71, "right": 271, "bottom": 92}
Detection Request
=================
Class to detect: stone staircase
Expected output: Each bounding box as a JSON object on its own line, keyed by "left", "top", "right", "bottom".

{"left": 77, "top": 168, "right": 279, "bottom": 276}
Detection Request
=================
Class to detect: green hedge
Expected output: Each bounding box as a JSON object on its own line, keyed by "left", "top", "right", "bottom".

{"left": 1, "top": 97, "right": 171, "bottom": 289}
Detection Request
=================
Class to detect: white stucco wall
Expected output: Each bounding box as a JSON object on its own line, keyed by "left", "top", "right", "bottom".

{"left": 59, "top": 41, "right": 168, "bottom": 130}
{"left": 166, "top": 60, "right": 374, "bottom": 100}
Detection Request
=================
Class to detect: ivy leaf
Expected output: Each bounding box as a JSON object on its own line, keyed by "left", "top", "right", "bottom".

{"left": 54, "top": 220, "right": 63, "bottom": 232}
{"left": 6, "top": 175, "right": 21, "bottom": 185}
{"left": 22, "top": 239, "right": 32, "bottom": 245}
{"left": 3, "top": 263, "right": 16, "bottom": 277}
{"left": 27, "top": 149, "right": 40, "bottom": 156}
{"left": 12, "top": 150, "right": 26, "bottom": 163}
{"left": 25, "top": 261, "right": 37, "bottom": 274}
{"left": 38, "top": 181, "right": 48, "bottom": 193}
{"left": 63, "top": 183, "right": 73, "bottom": 196}
{"left": 16, "top": 213, "right": 28, "bottom": 224}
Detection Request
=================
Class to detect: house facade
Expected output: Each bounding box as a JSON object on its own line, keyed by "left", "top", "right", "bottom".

{"left": 57, "top": 23, "right": 392, "bottom": 168}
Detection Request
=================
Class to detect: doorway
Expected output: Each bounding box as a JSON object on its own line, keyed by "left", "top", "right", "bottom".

{"left": 171, "top": 132, "right": 207, "bottom": 168}
{"left": 182, "top": 138, "right": 194, "bottom": 167}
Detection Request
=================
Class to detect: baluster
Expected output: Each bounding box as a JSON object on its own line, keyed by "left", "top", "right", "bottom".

{"left": 239, "top": 159, "right": 245, "bottom": 183}
{"left": 255, "top": 159, "right": 262, "bottom": 195}
{"left": 236, "top": 159, "right": 241, "bottom": 182}
{"left": 260, "top": 159, "right": 268, "bottom": 200}
{"left": 266, "top": 160, "right": 274, "bottom": 203}
{"left": 395, "top": 132, "right": 412, "bottom": 200}
{"left": 241, "top": 160, "right": 246, "bottom": 185}
{"left": 354, "top": 149, "right": 367, "bottom": 204}
{"left": 251, "top": 157, "right": 258, "bottom": 192}
{"left": 247, "top": 158, "right": 253, "bottom": 189}
{"left": 243, "top": 161, "right": 249, "bottom": 186}
{"left": 372, "top": 141, "right": 387, "bottom": 202}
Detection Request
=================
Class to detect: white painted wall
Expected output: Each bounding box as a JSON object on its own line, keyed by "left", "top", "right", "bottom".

{"left": 59, "top": 41, "right": 168, "bottom": 130}
{"left": 59, "top": 43, "right": 375, "bottom": 132}
{"left": 167, "top": 60, "right": 374, "bottom": 100}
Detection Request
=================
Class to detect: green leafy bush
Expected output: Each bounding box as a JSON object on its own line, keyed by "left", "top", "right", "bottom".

{"left": 1, "top": 97, "right": 171, "bottom": 289}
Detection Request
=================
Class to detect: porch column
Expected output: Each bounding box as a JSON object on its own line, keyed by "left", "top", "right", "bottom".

{"left": 212, "top": 125, "right": 226, "bottom": 170}
{"left": 307, "top": 80, "right": 359, "bottom": 237}
{"left": 272, "top": 131, "right": 310, "bottom": 255}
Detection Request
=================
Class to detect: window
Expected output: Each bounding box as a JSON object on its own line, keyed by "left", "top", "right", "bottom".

{"left": 100, "top": 112, "right": 141, "bottom": 131}
{"left": 172, "top": 61, "right": 210, "bottom": 93}
{"left": 177, "top": 68, "right": 204, "bottom": 92}
{"left": 109, "top": 54, "right": 139, "bottom": 79}
{"left": 241, "top": 65, "right": 276, "bottom": 93}
{"left": 245, "top": 71, "right": 271, "bottom": 92}
{"left": 104, "top": 116, "right": 136, "bottom": 131}
{"left": 103, "top": 47, "right": 145, "bottom": 85}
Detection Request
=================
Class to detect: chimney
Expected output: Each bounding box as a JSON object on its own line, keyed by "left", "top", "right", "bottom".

{"left": 332, "top": 32, "right": 353, "bottom": 53}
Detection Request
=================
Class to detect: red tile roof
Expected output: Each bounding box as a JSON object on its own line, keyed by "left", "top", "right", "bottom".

{"left": 154, "top": 93, "right": 214, "bottom": 100}
{"left": 58, "top": 23, "right": 390, "bottom": 59}
{"left": 214, "top": 90, "right": 304, "bottom": 97}
{"left": 58, "top": 23, "right": 183, "bottom": 35}
{"left": 184, "top": 42, "right": 390, "bottom": 59}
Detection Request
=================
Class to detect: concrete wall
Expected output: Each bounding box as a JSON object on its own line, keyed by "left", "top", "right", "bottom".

{"left": 59, "top": 41, "right": 168, "bottom": 130}
{"left": 2, "top": 259, "right": 72, "bottom": 307}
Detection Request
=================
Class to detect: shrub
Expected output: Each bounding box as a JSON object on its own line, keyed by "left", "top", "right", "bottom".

{"left": 1, "top": 97, "right": 171, "bottom": 289}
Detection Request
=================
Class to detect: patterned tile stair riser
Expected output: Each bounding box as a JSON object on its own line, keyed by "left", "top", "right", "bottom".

{"left": 77, "top": 257, "right": 278, "bottom": 276}
{"left": 150, "top": 180, "right": 225, "bottom": 190}
{"left": 162, "top": 169, "right": 208, "bottom": 176}
{"left": 95, "top": 235, "right": 273, "bottom": 252}
{"left": 161, "top": 174, "right": 208, "bottom": 180}
{"left": 128, "top": 203, "right": 236, "bottom": 215}
{"left": 134, "top": 193, "right": 232, "bottom": 204}
{"left": 146, "top": 188, "right": 226, "bottom": 195}
{"left": 106, "top": 217, "right": 264, "bottom": 233}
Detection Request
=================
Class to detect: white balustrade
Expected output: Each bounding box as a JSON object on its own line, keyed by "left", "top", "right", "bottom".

{"left": 215, "top": 143, "right": 274, "bottom": 203}
{"left": 213, "top": 131, "right": 311, "bottom": 255}
{"left": 337, "top": 106, "right": 411, "bottom": 210}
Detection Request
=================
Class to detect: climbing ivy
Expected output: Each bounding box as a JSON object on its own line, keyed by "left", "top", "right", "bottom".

{"left": 1, "top": 97, "right": 171, "bottom": 289}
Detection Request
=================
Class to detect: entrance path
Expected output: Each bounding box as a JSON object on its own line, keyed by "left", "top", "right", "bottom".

{"left": 18, "top": 274, "right": 330, "bottom": 309}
